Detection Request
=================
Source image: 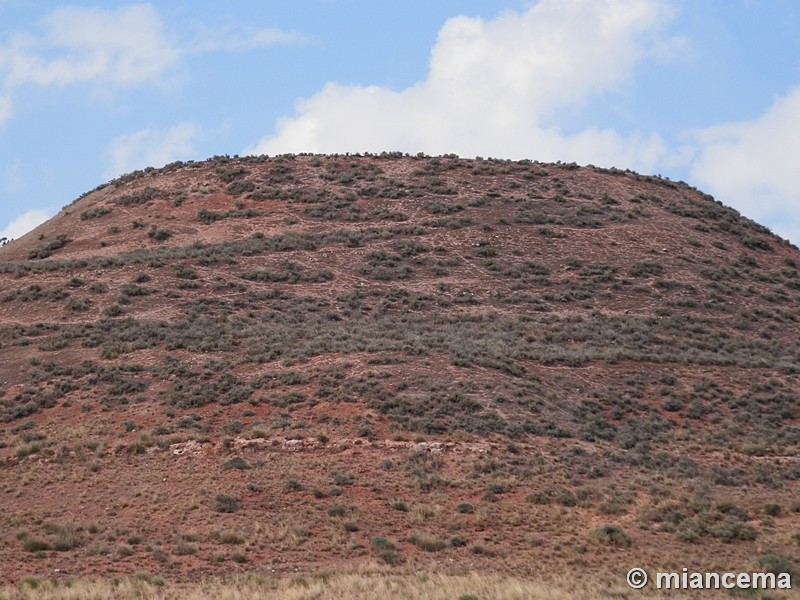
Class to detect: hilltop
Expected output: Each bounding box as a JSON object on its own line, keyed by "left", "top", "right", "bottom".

{"left": 0, "top": 154, "right": 798, "bottom": 590}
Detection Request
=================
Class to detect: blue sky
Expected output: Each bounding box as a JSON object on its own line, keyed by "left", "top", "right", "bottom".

{"left": 2, "top": 0, "right": 800, "bottom": 244}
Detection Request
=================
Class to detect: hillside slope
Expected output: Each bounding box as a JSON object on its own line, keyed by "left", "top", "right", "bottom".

{"left": 0, "top": 154, "right": 798, "bottom": 586}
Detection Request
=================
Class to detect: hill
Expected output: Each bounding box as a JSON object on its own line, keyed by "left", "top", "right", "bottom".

{"left": 0, "top": 154, "right": 799, "bottom": 591}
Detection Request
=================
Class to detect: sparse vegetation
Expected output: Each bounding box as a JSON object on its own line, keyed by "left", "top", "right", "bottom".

{"left": 221, "top": 457, "right": 250, "bottom": 471}
{"left": 80, "top": 206, "right": 113, "bottom": 220}
{"left": 148, "top": 225, "right": 172, "bottom": 242}
{"left": 408, "top": 531, "right": 447, "bottom": 552}
{"left": 27, "top": 234, "right": 70, "bottom": 259}
{"left": 213, "top": 494, "right": 240, "bottom": 513}
{"left": 1, "top": 154, "right": 799, "bottom": 587}
{"left": 371, "top": 536, "right": 401, "bottom": 565}
{"left": 590, "top": 524, "right": 632, "bottom": 548}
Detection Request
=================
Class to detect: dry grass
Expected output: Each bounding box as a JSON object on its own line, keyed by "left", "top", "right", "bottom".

{"left": 0, "top": 569, "right": 746, "bottom": 600}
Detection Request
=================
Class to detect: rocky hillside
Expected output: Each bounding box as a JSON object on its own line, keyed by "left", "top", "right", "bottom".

{"left": 0, "top": 154, "right": 798, "bottom": 587}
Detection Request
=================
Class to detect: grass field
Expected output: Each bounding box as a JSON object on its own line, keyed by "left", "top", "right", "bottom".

{"left": 0, "top": 569, "right": 779, "bottom": 600}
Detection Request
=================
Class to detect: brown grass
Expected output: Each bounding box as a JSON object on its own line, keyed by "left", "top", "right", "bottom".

{"left": 0, "top": 570, "right": 749, "bottom": 600}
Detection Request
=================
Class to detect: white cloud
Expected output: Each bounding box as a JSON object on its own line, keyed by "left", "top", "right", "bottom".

{"left": 106, "top": 122, "right": 200, "bottom": 178}
{"left": 0, "top": 208, "right": 53, "bottom": 240}
{"left": 687, "top": 86, "right": 800, "bottom": 244}
{"left": 0, "top": 4, "right": 303, "bottom": 122}
{"left": 186, "top": 24, "right": 310, "bottom": 54}
{"left": 247, "top": 0, "right": 681, "bottom": 172}
{"left": 1, "top": 4, "right": 180, "bottom": 89}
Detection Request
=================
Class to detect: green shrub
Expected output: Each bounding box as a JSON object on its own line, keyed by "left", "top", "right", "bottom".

{"left": 757, "top": 553, "right": 799, "bottom": 587}
{"left": 218, "top": 532, "right": 244, "bottom": 545}
{"left": 716, "top": 502, "right": 750, "bottom": 521}
{"left": 676, "top": 528, "right": 699, "bottom": 543}
{"left": 19, "top": 578, "right": 40, "bottom": 589}
{"left": 710, "top": 519, "right": 757, "bottom": 542}
{"left": 221, "top": 457, "right": 250, "bottom": 471}
{"left": 332, "top": 471, "right": 355, "bottom": 486}
{"left": 742, "top": 236, "right": 773, "bottom": 252}
{"left": 213, "top": 494, "right": 240, "bottom": 513}
{"left": 80, "top": 206, "right": 112, "bottom": 220}
{"left": 67, "top": 297, "right": 91, "bottom": 312}
{"left": 371, "top": 536, "right": 400, "bottom": 565}
{"left": 16, "top": 443, "right": 42, "bottom": 458}
{"left": 174, "top": 542, "right": 196, "bottom": 556}
{"left": 148, "top": 226, "right": 172, "bottom": 242}
{"left": 104, "top": 304, "right": 125, "bottom": 317}
{"left": 47, "top": 524, "right": 81, "bottom": 551}
{"left": 598, "top": 497, "right": 630, "bottom": 516}
{"left": 28, "top": 234, "right": 70, "bottom": 259}
{"left": 327, "top": 504, "right": 347, "bottom": 518}
{"left": 629, "top": 261, "right": 665, "bottom": 277}
{"left": 174, "top": 264, "right": 198, "bottom": 280}
{"left": 285, "top": 479, "right": 304, "bottom": 491}
{"left": 591, "top": 524, "right": 632, "bottom": 548}
{"left": 120, "top": 284, "right": 150, "bottom": 297}
{"left": 526, "top": 486, "right": 576, "bottom": 507}
{"left": 390, "top": 500, "right": 409, "bottom": 512}
{"left": 227, "top": 181, "right": 257, "bottom": 195}
{"left": 408, "top": 532, "right": 446, "bottom": 552}
{"left": 113, "top": 187, "right": 165, "bottom": 206}
{"left": 22, "top": 538, "right": 51, "bottom": 552}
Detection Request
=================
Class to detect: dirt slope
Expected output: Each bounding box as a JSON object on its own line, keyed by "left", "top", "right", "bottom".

{"left": 0, "top": 154, "right": 798, "bottom": 586}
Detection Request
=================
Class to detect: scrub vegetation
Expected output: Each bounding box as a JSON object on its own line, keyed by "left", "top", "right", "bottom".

{"left": 0, "top": 154, "right": 798, "bottom": 595}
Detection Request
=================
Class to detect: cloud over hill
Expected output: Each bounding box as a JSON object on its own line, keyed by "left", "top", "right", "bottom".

{"left": 248, "top": 0, "right": 681, "bottom": 174}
